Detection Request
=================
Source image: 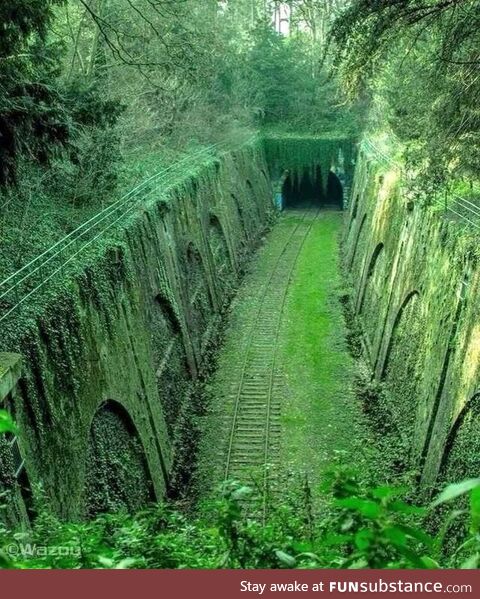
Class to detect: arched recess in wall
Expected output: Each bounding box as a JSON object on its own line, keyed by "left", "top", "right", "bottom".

{"left": 345, "top": 194, "right": 360, "bottom": 245}
{"left": 359, "top": 243, "right": 385, "bottom": 309}
{"left": 0, "top": 393, "right": 35, "bottom": 523}
{"left": 246, "top": 179, "right": 262, "bottom": 220}
{"left": 381, "top": 291, "right": 420, "bottom": 378}
{"left": 246, "top": 178, "right": 256, "bottom": 198}
{"left": 349, "top": 213, "right": 367, "bottom": 270}
{"left": 358, "top": 243, "right": 387, "bottom": 347}
{"left": 438, "top": 393, "right": 480, "bottom": 483}
{"left": 380, "top": 291, "right": 425, "bottom": 444}
{"left": 151, "top": 293, "right": 189, "bottom": 435}
{"left": 185, "top": 241, "right": 212, "bottom": 340}
{"left": 208, "top": 214, "right": 230, "bottom": 272}
{"left": 186, "top": 242, "right": 204, "bottom": 290}
{"left": 85, "top": 401, "right": 154, "bottom": 519}
{"left": 231, "top": 193, "right": 249, "bottom": 241}
{"left": 419, "top": 272, "right": 472, "bottom": 473}
{"left": 352, "top": 194, "right": 359, "bottom": 218}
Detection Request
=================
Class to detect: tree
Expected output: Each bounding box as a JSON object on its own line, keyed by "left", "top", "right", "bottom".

{"left": 329, "top": 0, "right": 480, "bottom": 180}
{"left": 0, "top": 1, "right": 68, "bottom": 184}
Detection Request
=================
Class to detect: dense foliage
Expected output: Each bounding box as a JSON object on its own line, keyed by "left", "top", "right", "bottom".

{"left": 0, "top": 1, "right": 360, "bottom": 280}
{"left": 0, "top": 0, "right": 122, "bottom": 188}
{"left": 2, "top": 0, "right": 478, "bottom": 573}
{"left": 0, "top": 0, "right": 355, "bottom": 196}
{"left": 1, "top": 447, "right": 480, "bottom": 570}
{"left": 1, "top": 408, "right": 479, "bottom": 570}
{"left": 330, "top": 0, "right": 480, "bottom": 184}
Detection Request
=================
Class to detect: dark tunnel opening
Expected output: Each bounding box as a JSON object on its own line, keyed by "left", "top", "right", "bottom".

{"left": 282, "top": 168, "right": 344, "bottom": 210}
{"left": 326, "top": 171, "right": 344, "bottom": 210}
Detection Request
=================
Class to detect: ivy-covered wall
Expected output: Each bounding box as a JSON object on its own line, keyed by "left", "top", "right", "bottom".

{"left": 264, "top": 134, "right": 355, "bottom": 200}
{"left": 345, "top": 144, "right": 480, "bottom": 489}
{"left": 0, "top": 139, "right": 273, "bottom": 521}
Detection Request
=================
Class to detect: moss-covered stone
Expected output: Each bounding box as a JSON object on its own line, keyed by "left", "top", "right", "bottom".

{"left": 0, "top": 139, "right": 274, "bottom": 521}
{"left": 344, "top": 140, "right": 480, "bottom": 489}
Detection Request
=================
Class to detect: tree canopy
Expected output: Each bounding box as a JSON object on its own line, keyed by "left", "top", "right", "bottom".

{"left": 330, "top": 0, "right": 480, "bottom": 182}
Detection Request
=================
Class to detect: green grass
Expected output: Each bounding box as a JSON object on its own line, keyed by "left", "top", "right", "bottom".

{"left": 278, "top": 211, "right": 369, "bottom": 489}
{"left": 197, "top": 210, "right": 372, "bottom": 500}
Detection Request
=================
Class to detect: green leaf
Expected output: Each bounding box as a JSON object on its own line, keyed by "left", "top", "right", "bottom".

{"left": 389, "top": 500, "right": 426, "bottom": 516}
{"left": 336, "top": 497, "right": 382, "bottom": 519}
{"left": 420, "top": 556, "right": 440, "bottom": 569}
{"left": 392, "top": 543, "right": 429, "bottom": 569}
{"left": 323, "top": 533, "right": 353, "bottom": 547}
{"left": 348, "top": 558, "right": 369, "bottom": 569}
{"left": 371, "top": 485, "right": 407, "bottom": 499}
{"left": 97, "top": 556, "right": 114, "bottom": 568}
{"left": 275, "top": 550, "right": 296, "bottom": 568}
{"left": 470, "top": 487, "right": 480, "bottom": 533}
{"left": 340, "top": 516, "right": 355, "bottom": 532}
{"left": 460, "top": 554, "right": 479, "bottom": 569}
{"left": 432, "top": 479, "right": 480, "bottom": 507}
{"left": 396, "top": 524, "right": 434, "bottom": 548}
{"left": 115, "top": 558, "right": 136, "bottom": 569}
{"left": 383, "top": 526, "right": 407, "bottom": 547}
{"left": 355, "top": 528, "right": 373, "bottom": 550}
{"left": 0, "top": 551, "right": 15, "bottom": 569}
{"left": 0, "top": 411, "right": 17, "bottom": 435}
{"left": 231, "top": 486, "right": 253, "bottom": 500}
{"left": 296, "top": 552, "right": 321, "bottom": 563}
{"left": 434, "top": 509, "right": 466, "bottom": 557}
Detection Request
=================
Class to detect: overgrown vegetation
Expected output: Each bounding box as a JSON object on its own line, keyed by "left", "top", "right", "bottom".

{"left": 2, "top": 0, "right": 480, "bottom": 573}
{"left": 330, "top": 0, "right": 480, "bottom": 189}
{"left": 1, "top": 419, "right": 480, "bottom": 571}
{"left": 0, "top": 0, "right": 363, "bottom": 283}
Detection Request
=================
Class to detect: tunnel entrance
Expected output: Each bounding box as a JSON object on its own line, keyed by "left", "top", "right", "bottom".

{"left": 326, "top": 171, "right": 344, "bottom": 210}
{"left": 282, "top": 168, "right": 344, "bottom": 210}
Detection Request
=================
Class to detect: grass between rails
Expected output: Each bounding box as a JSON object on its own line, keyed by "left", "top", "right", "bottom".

{"left": 2, "top": 211, "right": 480, "bottom": 569}
{"left": 277, "top": 211, "right": 372, "bottom": 491}
{"left": 195, "top": 210, "right": 375, "bottom": 502}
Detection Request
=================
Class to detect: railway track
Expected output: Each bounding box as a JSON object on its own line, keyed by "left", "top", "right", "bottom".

{"left": 223, "top": 208, "right": 319, "bottom": 518}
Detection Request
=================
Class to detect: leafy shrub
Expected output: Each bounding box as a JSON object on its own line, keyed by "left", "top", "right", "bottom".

{"left": 1, "top": 452, "right": 480, "bottom": 570}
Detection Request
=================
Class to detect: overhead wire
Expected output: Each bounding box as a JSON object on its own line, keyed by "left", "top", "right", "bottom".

{"left": 0, "top": 136, "right": 255, "bottom": 322}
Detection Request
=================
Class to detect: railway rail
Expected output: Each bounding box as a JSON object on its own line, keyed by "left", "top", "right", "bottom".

{"left": 223, "top": 208, "right": 319, "bottom": 520}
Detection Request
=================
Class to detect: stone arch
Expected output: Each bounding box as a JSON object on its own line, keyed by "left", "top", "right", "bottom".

{"left": 358, "top": 243, "right": 387, "bottom": 351}
{"left": 246, "top": 179, "right": 255, "bottom": 194}
{"left": 326, "top": 171, "right": 344, "bottom": 209}
{"left": 155, "top": 292, "right": 181, "bottom": 336}
{"left": 151, "top": 293, "right": 189, "bottom": 434}
{"left": 346, "top": 193, "right": 360, "bottom": 240}
{"left": 439, "top": 393, "right": 480, "bottom": 482}
{"left": 420, "top": 271, "right": 472, "bottom": 469}
{"left": 208, "top": 213, "right": 229, "bottom": 270}
{"left": 0, "top": 422, "right": 35, "bottom": 525}
{"left": 246, "top": 179, "right": 262, "bottom": 219}
{"left": 232, "top": 193, "right": 246, "bottom": 230}
{"left": 381, "top": 290, "right": 420, "bottom": 380}
{"left": 246, "top": 179, "right": 257, "bottom": 204}
{"left": 352, "top": 195, "right": 359, "bottom": 221}
{"left": 17, "top": 466, "right": 34, "bottom": 522}
{"left": 186, "top": 241, "right": 204, "bottom": 290}
{"left": 379, "top": 291, "right": 424, "bottom": 446}
{"left": 185, "top": 240, "right": 212, "bottom": 344}
{"left": 358, "top": 243, "right": 385, "bottom": 314}
{"left": 85, "top": 400, "right": 154, "bottom": 519}
{"left": 349, "top": 213, "right": 368, "bottom": 269}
